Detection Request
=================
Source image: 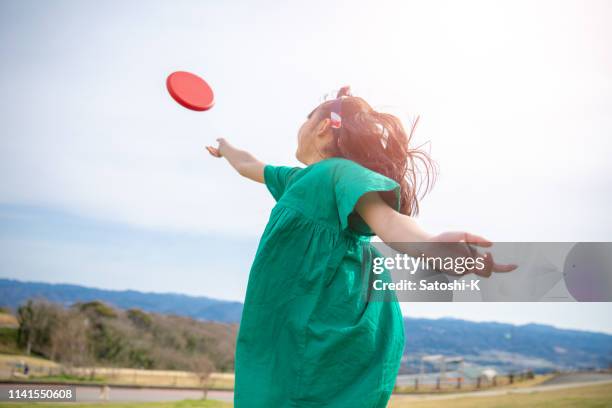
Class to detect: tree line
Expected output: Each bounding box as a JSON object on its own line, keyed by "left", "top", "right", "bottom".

{"left": 16, "top": 299, "right": 237, "bottom": 373}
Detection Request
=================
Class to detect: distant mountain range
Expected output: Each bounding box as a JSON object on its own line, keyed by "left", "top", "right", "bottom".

{"left": 402, "top": 317, "right": 611, "bottom": 373}
{"left": 1, "top": 278, "right": 611, "bottom": 373}
{"left": 0, "top": 278, "right": 243, "bottom": 323}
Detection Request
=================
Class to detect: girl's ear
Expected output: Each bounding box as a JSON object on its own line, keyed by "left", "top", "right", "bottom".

{"left": 316, "top": 118, "right": 331, "bottom": 136}
{"left": 316, "top": 118, "right": 335, "bottom": 151}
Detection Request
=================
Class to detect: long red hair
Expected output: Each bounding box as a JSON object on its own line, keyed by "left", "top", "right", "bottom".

{"left": 314, "top": 89, "right": 436, "bottom": 216}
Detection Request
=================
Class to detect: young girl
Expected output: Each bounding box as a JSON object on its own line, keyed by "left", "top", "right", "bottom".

{"left": 207, "top": 88, "right": 514, "bottom": 407}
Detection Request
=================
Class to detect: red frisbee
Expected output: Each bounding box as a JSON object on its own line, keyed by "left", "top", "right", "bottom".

{"left": 166, "top": 71, "right": 215, "bottom": 111}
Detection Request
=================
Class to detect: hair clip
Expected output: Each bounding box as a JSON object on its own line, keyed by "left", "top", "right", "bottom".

{"left": 330, "top": 110, "right": 342, "bottom": 129}
{"left": 330, "top": 86, "right": 351, "bottom": 130}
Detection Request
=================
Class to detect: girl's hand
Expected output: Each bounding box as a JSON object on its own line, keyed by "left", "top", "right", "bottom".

{"left": 424, "top": 231, "right": 517, "bottom": 277}
{"left": 204, "top": 138, "right": 266, "bottom": 183}
{"left": 206, "top": 138, "right": 230, "bottom": 158}
{"left": 356, "top": 193, "right": 518, "bottom": 277}
{"left": 206, "top": 145, "right": 221, "bottom": 158}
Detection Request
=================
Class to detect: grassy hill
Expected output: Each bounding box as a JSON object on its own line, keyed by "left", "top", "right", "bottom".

{"left": 3, "top": 300, "right": 236, "bottom": 372}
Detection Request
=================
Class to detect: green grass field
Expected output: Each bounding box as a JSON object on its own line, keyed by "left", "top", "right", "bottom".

{"left": 389, "top": 383, "right": 612, "bottom": 408}
{"left": 0, "top": 400, "right": 230, "bottom": 408}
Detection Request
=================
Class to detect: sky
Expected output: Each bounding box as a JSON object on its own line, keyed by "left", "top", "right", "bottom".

{"left": 0, "top": 0, "right": 611, "bottom": 333}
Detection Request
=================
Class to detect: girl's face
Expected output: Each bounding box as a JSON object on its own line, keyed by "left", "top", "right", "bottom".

{"left": 295, "top": 107, "right": 332, "bottom": 165}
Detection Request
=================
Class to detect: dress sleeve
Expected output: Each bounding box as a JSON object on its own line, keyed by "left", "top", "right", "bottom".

{"left": 333, "top": 160, "right": 401, "bottom": 235}
{"left": 264, "top": 165, "right": 302, "bottom": 201}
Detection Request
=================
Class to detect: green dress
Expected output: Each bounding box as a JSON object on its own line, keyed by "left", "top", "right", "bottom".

{"left": 235, "top": 157, "right": 405, "bottom": 407}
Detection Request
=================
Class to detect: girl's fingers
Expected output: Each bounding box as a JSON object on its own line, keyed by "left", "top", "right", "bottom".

{"left": 462, "top": 233, "right": 493, "bottom": 247}
{"left": 478, "top": 252, "right": 517, "bottom": 275}
{"left": 493, "top": 262, "right": 518, "bottom": 273}
{"left": 475, "top": 252, "right": 493, "bottom": 278}
{"left": 483, "top": 251, "right": 517, "bottom": 273}
{"left": 206, "top": 146, "right": 221, "bottom": 157}
{"left": 477, "top": 252, "right": 518, "bottom": 277}
{"left": 464, "top": 237, "right": 517, "bottom": 273}
{"left": 430, "top": 232, "right": 517, "bottom": 276}
{"left": 434, "top": 232, "right": 492, "bottom": 247}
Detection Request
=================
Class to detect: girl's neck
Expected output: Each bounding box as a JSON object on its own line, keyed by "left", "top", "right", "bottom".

{"left": 301, "top": 151, "right": 329, "bottom": 166}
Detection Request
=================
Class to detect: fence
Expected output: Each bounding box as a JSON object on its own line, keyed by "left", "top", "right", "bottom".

{"left": 395, "top": 371, "right": 535, "bottom": 393}
{"left": 1, "top": 358, "right": 234, "bottom": 390}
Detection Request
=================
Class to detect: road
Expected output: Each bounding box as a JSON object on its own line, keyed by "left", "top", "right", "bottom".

{"left": 75, "top": 385, "right": 235, "bottom": 403}
{"left": 541, "top": 372, "right": 612, "bottom": 385}
{"left": 3, "top": 373, "right": 611, "bottom": 403}
{"left": 0, "top": 384, "right": 234, "bottom": 403}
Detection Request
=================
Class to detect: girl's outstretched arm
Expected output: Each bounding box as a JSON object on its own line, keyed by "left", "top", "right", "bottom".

{"left": 206, "top": 138, "right": 265, "bottom": 183}
{"left": 356, "top": 191, "right": 517, "bottom": 277}
{"left": 355, "top": 191, "right": 432, "bottom": 247}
